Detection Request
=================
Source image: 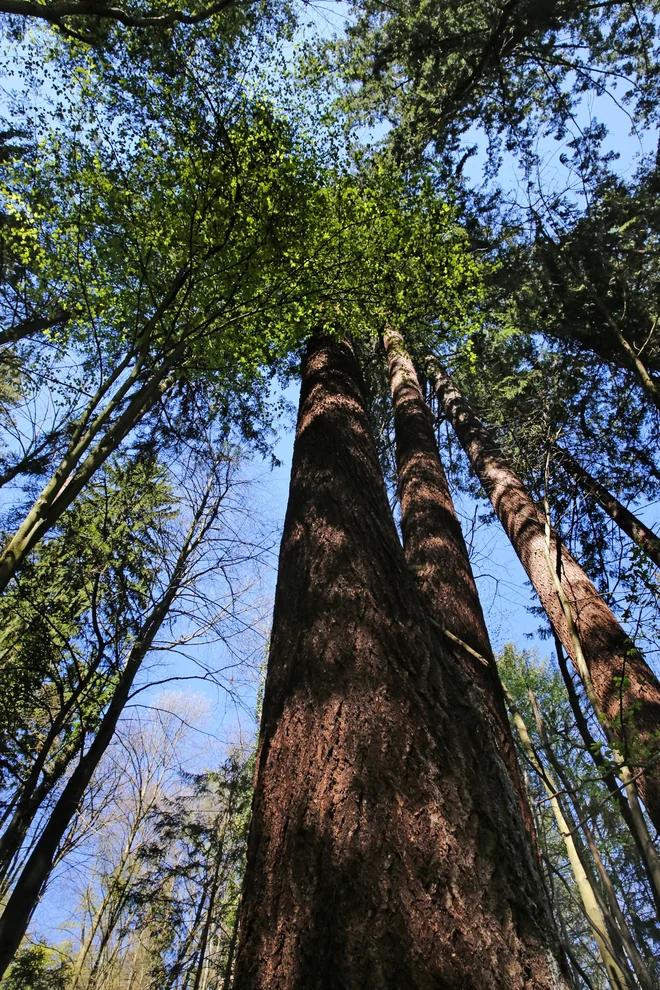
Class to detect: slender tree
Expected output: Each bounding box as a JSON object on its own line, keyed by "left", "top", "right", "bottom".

{"left": 234, "top": 335, "right": 567, "bottom": 989}
{"left": 553, "top": 635, "right": 660, "bottom": 916}
{"left": 431, "top": 360, "right": 660, "bottom": 838}
{"left": 504, "top": 685, "right": 632, "bottom": 990}
{"left": 501, "top": 646, "right": 660, "bottom": 986}
{"left": 383, "top": 326, "right": 536, "bottom": 846}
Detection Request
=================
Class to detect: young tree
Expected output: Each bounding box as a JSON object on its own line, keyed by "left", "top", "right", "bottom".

{"left": 0, "top": 437, "right": 263, "bottom": 977}
{"left": 501, "top": 646, "right": 660, "bottom": 989}
{"left": 0, "top": 454, "right": 175, "bottom": 896}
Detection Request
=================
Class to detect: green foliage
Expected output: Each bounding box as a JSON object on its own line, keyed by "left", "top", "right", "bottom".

{"left": 326, "top": 0, "right": 660, "bottom": 167}
{"left": 1, "top": 944, "right": 71, "bottom": 990}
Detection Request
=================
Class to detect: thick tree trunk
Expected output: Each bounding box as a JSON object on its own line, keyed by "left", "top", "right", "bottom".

{"left": 383, "top": 328, "right": 536, "bottom": 847}
{"left": 431, "top": 361, "right": 660, "bottom": 835}
{"left": 554, "top": 444, "right": 660, "bottom": 570}
{"left": 233, "top": 335, "right": 567, "bottom": 990}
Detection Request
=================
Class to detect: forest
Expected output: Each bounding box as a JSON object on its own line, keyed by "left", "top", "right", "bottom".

{"left": 0, "top": 0, "right": 660, "bottom": 987}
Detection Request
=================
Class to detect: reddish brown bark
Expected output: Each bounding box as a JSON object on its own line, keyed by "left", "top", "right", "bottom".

{"left": 384, "top": 328, "right": 536, "bottom": 850}
{"left": 432, "top": 361, "right": 660, "bottom": 834}
{"left": 555, "top": 444, "right": 660, "bottom": 571}
{"left": 233, "top": 336, "right": 567, "bottom": 990}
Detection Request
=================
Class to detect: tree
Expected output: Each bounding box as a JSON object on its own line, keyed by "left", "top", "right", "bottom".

{"left": 0, "top": 435, "right": 265, "bottom": 977}
{"left": 383, "top": 326, "right": 536, "bottom": 845}
{"left": 501, "top": 645, "right": 660, "bottom": 988}
{"left": 0, "top": 0, "right": 237, "bottom": 33}
{"left": 2, "top": 3, "right": 660, "bottom": 983}
{"left": 553, "top": 445, "right": 660, "bottom": 571}
{"left": 233, "top": 335, "right": 565, "bottom": 989}
{"left": 431, "top": 360, "right": 660, "bottom": 847}
{"left": 1, "top": 945, "right": 71, "bottom": 990}
{"left": 130, "top": 751, "right": 254, "bottom": 990}
{"left": 0, "top": 20, "right": 323, "bottom": 594}
{"left": 0, "top": 454, "right": 175, "bottom": 897}
{"left": 508, "top": 161, "right": 660, "bottom": 389}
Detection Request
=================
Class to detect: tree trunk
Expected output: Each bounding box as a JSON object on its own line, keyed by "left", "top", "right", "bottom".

{"left": 554, "top": 444, "right": 660, "bottom": 570}
{"left": 233, "top": 335, "right": 567, "bottom": 990}
{"left": 383, "top": 327, "right": 536, "bottom": 848}
{"left": 431, "top": 361, "right": 660, "bottom": 834}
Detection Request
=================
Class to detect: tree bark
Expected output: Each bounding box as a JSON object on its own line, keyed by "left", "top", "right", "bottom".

{"left": 554, "top": 444, "right": 660, "bottom": 571}
{"left": 431, "top": 361, "right": 660, "bottom": 835}
{"left": 383, "top": 327, "right": 537, "bottom": 849}
{"left": 233, "top": 335, "right": 568, "bottom": 990}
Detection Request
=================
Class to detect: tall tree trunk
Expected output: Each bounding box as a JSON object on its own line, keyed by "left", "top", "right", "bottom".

{"left": 554, "top": 444, "right": 660, "bottom": 570}
{"left": 431, "top": 361, "right": 660, "bottom": 835}
{"left": 233, "top": 335, "right": 568, "bottom": 990}
{"left": 383, "top": 327, "right": 536, "bottom": 847}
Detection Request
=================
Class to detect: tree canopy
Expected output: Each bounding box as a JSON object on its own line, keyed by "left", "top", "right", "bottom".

{"left": 1, "top": 2, "right": 660, "bottom": 987}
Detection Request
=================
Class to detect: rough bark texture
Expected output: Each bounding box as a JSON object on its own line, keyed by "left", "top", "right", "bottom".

{"left": 432, "top": 362, "right": 660, "bottom": 834}
{"left": 384, "top": 328, "right": 537, "bottom": 850}
{"left": 233, "top": 336, "right": 567, "bottom": 990}
{"left": 555, "top": 444, "right": 660, "bottom": 570}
